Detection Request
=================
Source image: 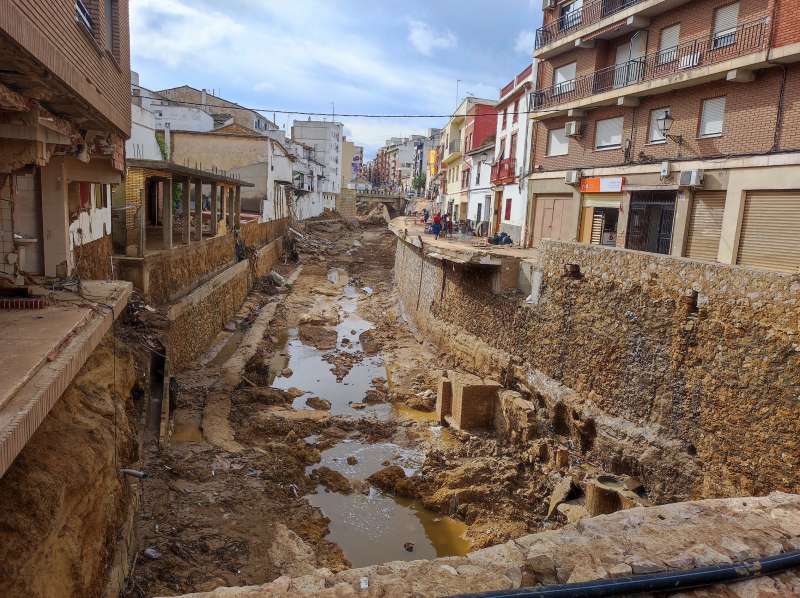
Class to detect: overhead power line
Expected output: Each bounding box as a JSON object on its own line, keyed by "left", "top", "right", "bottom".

{"left": 135, "top": 95, "right": 559, "bottom": 120}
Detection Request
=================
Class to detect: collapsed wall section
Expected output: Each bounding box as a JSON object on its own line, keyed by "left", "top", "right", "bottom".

{"left": 394, "top": 236, "right": 800, "bottom": 503}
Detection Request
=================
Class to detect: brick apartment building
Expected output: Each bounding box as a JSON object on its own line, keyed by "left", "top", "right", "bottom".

{"left": 0, "top": 0, "right": 131, "bottom": 280}
{"left": 528, "top": 0, "right": 800, "bottom": 272}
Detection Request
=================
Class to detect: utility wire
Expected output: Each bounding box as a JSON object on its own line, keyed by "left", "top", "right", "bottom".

{"left": 134, "top": 95, "right": 557, "bottom": 119}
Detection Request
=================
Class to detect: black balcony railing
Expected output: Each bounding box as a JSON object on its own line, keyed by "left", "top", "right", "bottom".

{"left": 531, "top": 18, "right": 769, "bottom": 111}
{"left": 536, "top": 0, "right": 646, "bottom": 49}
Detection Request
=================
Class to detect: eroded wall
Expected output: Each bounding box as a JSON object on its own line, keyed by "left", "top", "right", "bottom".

{"left": 394, "top": 237, "right": 800, "bottom": 502}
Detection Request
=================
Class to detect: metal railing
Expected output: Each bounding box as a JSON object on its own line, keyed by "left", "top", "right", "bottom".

{"left": 536, "top": 0, "right": 647, "bottom": 49}
{"left": 75, "top": 0, "right": 93, "bottom": 31}
{"left": 531, "top": 18, "right": 769, "bottom": 111}
{"left": 448, "top": 138, "right": 461, "bottom": 155}
{"left": 491, "top": 158, "right": 517, "bottom": 184}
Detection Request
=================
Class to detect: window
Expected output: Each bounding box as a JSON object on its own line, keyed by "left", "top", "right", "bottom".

{"left": 476, "top": 167, "right": 481, "bottom": 185}
{"left": 502, "top": 109, "right": 508, "bottom": 129}
{"left": 561, "top": 0, "right": 583, "bottom": 30}
{"left": 658, "top": 24, "right": 680, "bottom": 64}
{"left": 554, "top": 62, "right": 577, "bottom": 95}
{"left": 713, "top": 2, "right": 739, "bottom": 49}
{"left": 699, "top": 97, "right": 726, "bottom": 137}
{"left": 649, "top": 107, "right": 670, "bottom": 143}
{"left": 595, "top": 117, "right": 624, "bottom": 150}
{"left": 504, "top": 197, "right": 513, "bottom": 221}
{"left": 76, "top": 0, "right": 93, "bottom": 32}
{"left": 513, "top": 99, "right": 520, "bottom": 124}
{"left": 497, "top": 138, "right": 505, "bottom": 160}
{"left": 547, "top": 127, "right": 569, "bottom": 156}
{"left": 104, "top": 0, "right": 116, "bottom": 52}
{"left": 510, "top": 133, "right": 518, "bottom": 159}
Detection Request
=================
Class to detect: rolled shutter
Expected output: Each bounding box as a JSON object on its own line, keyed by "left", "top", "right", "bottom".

{"left": 736, "top": 192, "right": 800, "bottom": 272}
{"left": 714, "top": 2, "right": 739, "bottom": 36}
{"left": 700, "top": 97, "right": 726, "bottom": 137}
{"left": 596, "top": 117, "right": 623, "bottom": 149}
{"left": 685, "top": 191, "right": 726, "bottom": 261}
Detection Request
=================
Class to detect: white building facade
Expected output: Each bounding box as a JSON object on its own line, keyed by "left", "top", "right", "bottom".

{"left": 491, "top": 64, "right": 535, "bottom": 244}
{"left": 291, "top": 120, "right": 344, "bottom": 207}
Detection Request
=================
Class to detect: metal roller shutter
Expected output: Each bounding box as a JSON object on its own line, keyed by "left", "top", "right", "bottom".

{"left": 737, "top": 191, "right": 800, "bottom": 272}
{"left": 685, "top": 191, "right": 726, "bottom": 261}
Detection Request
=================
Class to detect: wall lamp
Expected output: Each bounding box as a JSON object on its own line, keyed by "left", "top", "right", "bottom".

{"left": 657, "top": 111, "right": 684, "bottom": 145}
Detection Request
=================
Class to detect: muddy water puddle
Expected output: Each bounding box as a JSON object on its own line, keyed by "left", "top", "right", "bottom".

{"left": 308, "top": 439, "right": 470, "bottom": 567}
{"left": 272, "top": 268, "right": 470, "bottom": 567}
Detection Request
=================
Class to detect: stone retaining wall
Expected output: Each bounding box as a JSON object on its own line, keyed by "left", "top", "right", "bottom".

{"left": 166, "top": 238, "right": 284, "bottom": 368}
{"left": 394, "top": 236, "right": 800, "bottom": 503}
{"left": 165, "top": 493, "right": 800, "bottom": 597}
{"left": 75, "top": 234, "right": 113, "bottom": 280}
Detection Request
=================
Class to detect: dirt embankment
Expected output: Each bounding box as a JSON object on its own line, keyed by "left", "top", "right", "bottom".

{"left": 0, "top": 335, "right": 140, "bottom": 598}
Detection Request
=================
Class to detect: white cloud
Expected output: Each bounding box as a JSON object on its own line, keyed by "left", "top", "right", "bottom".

{"left": 407, "top": 20, "right": 457, "bottom": 56}
{"left": 514, "top": 30, "right": 536, "bottom": 55}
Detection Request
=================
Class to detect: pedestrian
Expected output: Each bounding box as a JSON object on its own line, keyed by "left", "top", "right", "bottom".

{"left": 446, "top": 213, "right": 453, "bottom": 237}
{"left": 432, "top": 212, "right": 442, "bottom": 240}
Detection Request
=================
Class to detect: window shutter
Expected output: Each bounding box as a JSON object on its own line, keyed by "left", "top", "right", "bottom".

{"left": 714, "top": 2, "right": 739, "bottom": 36}
{"left": 658, "top": 24, "right": 680, "bottom": 63}
{"left": 700, "top": 97, "right": 726, "bottom": 137}
{"left": 554, "top": 62, "right": 576, "bottom": 94}
{"left": 548, "top": 128, "right": 569, "bottom": 156}
{"left": 595, "top": 117, "right": 623, "bottom": 149}
{"left": 649, "top": 108, "right": 669, "bottom": 142}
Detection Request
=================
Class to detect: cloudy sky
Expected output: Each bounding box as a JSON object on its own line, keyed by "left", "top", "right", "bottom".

{"left": 131, "top": 0, "right": 542, "bottom": 158}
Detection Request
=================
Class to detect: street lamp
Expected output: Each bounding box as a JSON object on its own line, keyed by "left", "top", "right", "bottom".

{"left": 657, "top": 110, "right": 684, "bottom": 145}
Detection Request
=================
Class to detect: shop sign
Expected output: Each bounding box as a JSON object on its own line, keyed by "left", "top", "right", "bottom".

{"left": 580, "top": 176, "right": 624, "bottom": 193}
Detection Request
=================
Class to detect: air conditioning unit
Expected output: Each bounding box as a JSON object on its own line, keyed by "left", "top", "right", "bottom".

{"left": 565, "top": 121, "right": 582, "bottom": 137}
{"left": 679, "top": 170, "right": 704, "bottom": 188}
{"left": 565, "top": 170, "right": 581, "bottom": 186}
{"left": 543, "top": 0, "right": 557, "bottom": 8}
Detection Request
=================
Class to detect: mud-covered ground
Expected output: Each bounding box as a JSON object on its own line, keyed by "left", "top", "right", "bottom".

{"left": 122, "top": 214, "right": 557, "bottom": 597}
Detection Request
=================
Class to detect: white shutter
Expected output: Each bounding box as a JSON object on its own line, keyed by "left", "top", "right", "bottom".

{"left": 713, "top": 2, "right": 739, "bottom": 47}
{"left": 714, "top": 2, "right": 739, "bottom": 35}
{"left": 699, "top": 97, "right": 726, "bottom": 137}
{"left": 649, "top": 108, "right": 669, "bottom": 143}
{"left": 658, "top": 24, "right": 680, "bottom": 63}
{"left": 548, "top": 128, "right": 569, "bottom": 156}
{"left": 595, "top": 117, "right": 623, "bottom": 149}
{"left": 554, "top": 62, "right": 576, "bottom": 94}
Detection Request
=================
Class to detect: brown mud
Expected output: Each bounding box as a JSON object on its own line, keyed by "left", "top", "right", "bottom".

{"left": 122, "top": 213, "right": 557, "bottom": 597}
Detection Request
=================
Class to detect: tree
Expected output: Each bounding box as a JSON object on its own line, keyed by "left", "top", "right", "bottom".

{"left": 412, "top": 173, "right": 426, "bottom": 194}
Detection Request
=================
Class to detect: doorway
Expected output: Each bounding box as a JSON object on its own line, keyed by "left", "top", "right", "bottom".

{"left": 625, "top": 191, "right": 676, "bottom": 254}
{"left": 492, "top": 191, "right": 503, "bottom": 235}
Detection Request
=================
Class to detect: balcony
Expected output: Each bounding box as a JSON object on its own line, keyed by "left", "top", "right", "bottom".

{"left": 531, "top": 18, "right": 769, "bottom": 113}
{"left": 536, "top": 0, "right": 647, "bottom": 50}
{"left": 449, "top": 138, "right": 461, "bottom": 154}
{"left": 491, "top": 158, "right": 517, "bottom": 185}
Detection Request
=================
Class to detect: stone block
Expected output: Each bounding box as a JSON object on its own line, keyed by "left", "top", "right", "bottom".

{"left": 436, "top": 375, "right": 453, "bottom": 425}
{"left": 450, "top": 373, "right": 501, "bottom": 431}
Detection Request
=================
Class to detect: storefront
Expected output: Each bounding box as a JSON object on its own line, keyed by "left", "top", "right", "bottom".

{"left": 625, "top": 190, "right": 677, "bottom": 255}
{"left": 579, "top": 177, "right": 623, "bottom": 248}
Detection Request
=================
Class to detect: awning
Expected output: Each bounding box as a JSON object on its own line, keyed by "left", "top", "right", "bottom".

{"left": 583, "top": 193, "right": 622, "bottom": 209}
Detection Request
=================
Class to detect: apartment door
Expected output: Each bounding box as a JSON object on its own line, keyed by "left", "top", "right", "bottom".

{"left": 531, "top": 195, "right": 571, "bottom": 245}
{"left": 736, "top": 191, "right": 800, "bottom": 272}
{"left": 613, "top": 32, "right": 647, "bottom": 89}
{"left": 492, "top": 191, "right": 503, "bottom": 234}
{"left": 625, "top": 191, "right": 676, "bottom": 254}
